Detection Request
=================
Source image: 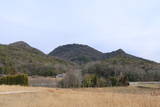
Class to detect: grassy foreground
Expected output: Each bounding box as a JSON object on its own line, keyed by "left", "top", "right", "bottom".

{"left": 0, "top": 85, "right": 159, "bottom": 107}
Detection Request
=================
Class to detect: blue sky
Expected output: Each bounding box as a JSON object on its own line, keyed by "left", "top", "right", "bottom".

{"left": 0, "top": 0, "right": 160, "bottom": 62}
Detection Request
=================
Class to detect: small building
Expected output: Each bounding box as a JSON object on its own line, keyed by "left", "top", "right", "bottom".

{"left": 56, "top": 73, "right": 66, "bottom": 78}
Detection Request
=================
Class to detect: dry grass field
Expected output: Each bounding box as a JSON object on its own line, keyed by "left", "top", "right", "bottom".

{"left": 0, "top": 85, "right": 159, "bottom": 107}
{"left": 29, "top": 76, "right": 61, "bottom": 87}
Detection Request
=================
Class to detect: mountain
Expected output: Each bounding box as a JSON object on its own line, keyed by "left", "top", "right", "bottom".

{"left": 49, "top": 44, "right": 104, "bottom": 64}
{"left": 0, "top": 41, "right": 73, "bottom": 76}
{"left": 49, "top": 44, "right": 155, "bottom": 64}
{"left": 104, "top": 49, "right": 155, "bottom": 63}
{"left": 0, "top": 42, "right": 160, "bottom": 81}
{"left": 49, "top": 44, "right": 160, "bottom": 81}
{"left": 10, "top": 41, "right": 32, "bottom": 48}
{"left": 104, "top": 49, "right": 127, "bottom": 59}
{"left": 9, "top": 41, "right": 45, "bottom": 55}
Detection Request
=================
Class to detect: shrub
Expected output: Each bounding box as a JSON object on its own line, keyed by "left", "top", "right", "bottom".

{"left": 108, "top": 75, "right": 129, "bottom": 86}
{"left": 118, "top": 75, "right": 129, "bottom": 86}
{"left": 82, "top": 74, "right": 97, "bottom": 87}
{"left": 109, "top": 77, "right": 118, "bottom": 86}
{"left": 0, "top": 74, "right": 28, "bottom": 86}
{"left": 82, "top": 74, "right": 129, "bottom": 87}
{"left": 96, "top": 77, "right": 107, "bottom": 87}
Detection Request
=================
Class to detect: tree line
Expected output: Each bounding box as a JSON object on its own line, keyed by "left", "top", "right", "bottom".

{"left": 58, "top": 69, "right": 129, "bottom": 88}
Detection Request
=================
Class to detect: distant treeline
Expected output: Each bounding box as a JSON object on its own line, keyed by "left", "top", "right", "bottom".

{"left": 0, "top": 74, "right": 28, "bottom": 86}
{"left": 58, "top": 56, "right": 160, "bottom": 88}
{"left": 58, "top": 69, "right": 129, "bottom": 88}
{"left": 82, "top": 56, "right": 160, "bottom": 82}
{"left": 0, "top": 65, "right": 66, "bottom": 77}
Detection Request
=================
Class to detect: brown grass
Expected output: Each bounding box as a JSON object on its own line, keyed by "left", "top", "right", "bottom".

{"left": 29, "top": 76, "right": 61, "bottom": 87}
{"left": 0, "top": 85, "right": 159, "bottom": 107}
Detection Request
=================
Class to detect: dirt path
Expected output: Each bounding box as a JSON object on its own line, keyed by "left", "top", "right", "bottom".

{"left": 0, "top": 90, "right": 37, "bottom": 95}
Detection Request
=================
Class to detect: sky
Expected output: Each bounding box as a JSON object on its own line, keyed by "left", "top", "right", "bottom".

{"left": 0, "top": 0, "right": 160, "bottom": 62}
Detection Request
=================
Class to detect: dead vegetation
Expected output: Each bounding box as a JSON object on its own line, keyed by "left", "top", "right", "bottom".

{"left": 0, "top": 85, "right": 159, "bottom": 107}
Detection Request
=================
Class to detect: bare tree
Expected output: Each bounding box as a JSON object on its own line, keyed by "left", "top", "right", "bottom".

{"left": 59, "top": 69, "right": 82, "bottom": 88}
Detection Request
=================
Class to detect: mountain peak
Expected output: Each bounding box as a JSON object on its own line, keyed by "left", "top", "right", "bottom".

{"left": 104, "top": 49, "right": 127, "bottom": 59}
{"left": 9, "top": 41, "right": 31, "bottom": 48}
{"left": 57, "top": 44, "right": 90, "bottom": 48}
{"left": 115, "top": 49, "right": 126, "bottom": 54}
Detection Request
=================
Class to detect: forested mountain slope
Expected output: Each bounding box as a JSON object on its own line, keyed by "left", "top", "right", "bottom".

{"left": 0, "top": 41, "right": 72, "bottom": 76}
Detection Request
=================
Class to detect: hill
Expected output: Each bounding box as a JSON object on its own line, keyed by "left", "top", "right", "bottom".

{"left": 49, "top": 44, "right": 103, "bottom": 64}
{"left": 83, "top": 55, "right": 160, "bottom": 81}
{"left": 0, "top": 41, "right": 72, "bottom": 76}
{"left": 49, "top": 44, "right": 156, "bottom": 64}
{"left": 1, "top": 42, "right": 160, "bottom": 82}
{"left": 49, "top": 43, "right": 160, "bottom": 82}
